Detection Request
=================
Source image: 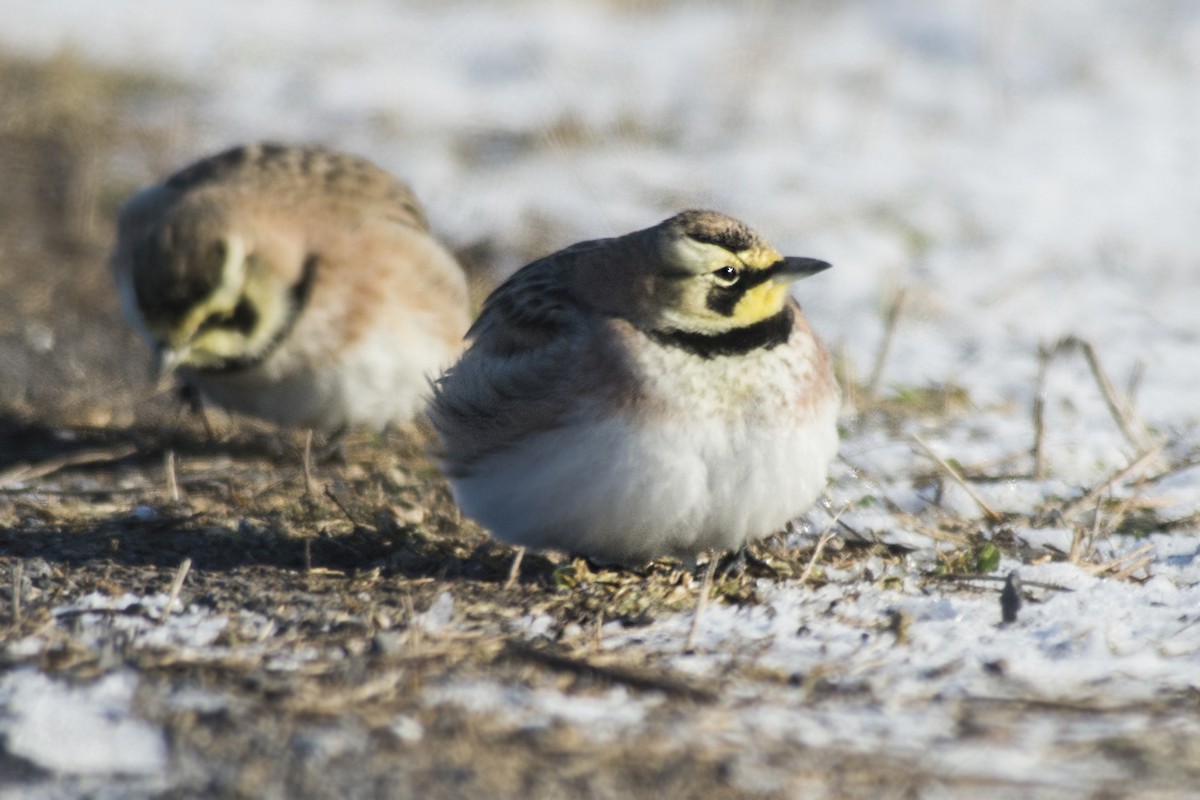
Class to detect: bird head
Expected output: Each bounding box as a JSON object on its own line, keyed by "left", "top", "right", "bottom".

{"left": 126, "top": 196, "right": 312, "bottom": 381}
{"left": 638, "top": 209, "right": 830, "bottom": 335}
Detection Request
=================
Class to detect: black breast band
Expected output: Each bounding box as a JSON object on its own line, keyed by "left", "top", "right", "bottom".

{"left": 645, "top": 307, "right": 793, "bottom": 359}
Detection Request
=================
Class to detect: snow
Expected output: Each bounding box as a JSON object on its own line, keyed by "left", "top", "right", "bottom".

{"left": 0, "top": 670, "right": 167, "bottom": 777}
{"left": 50, "top": 591, "right": 229, "bottom": 650}
{"left": 1, "top": 0, "right": 1198, "bottom": 790}
{"left": 416, "top": 590, "right": 455, "bottom": 633}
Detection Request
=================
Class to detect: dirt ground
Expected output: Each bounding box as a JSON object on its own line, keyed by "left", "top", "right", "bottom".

{"left": 1, "top": 53, "right": 1198, "bottom": 800}
{"left": 0, "top": 53, "right": 847, "bottom": 800}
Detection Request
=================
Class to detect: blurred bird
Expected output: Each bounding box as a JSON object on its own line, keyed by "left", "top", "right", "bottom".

{"left": 111, "top": 142, "right": 470, "bottom": 432}
{"left": 429, "top": 209, "right": 840, "bottom": 565}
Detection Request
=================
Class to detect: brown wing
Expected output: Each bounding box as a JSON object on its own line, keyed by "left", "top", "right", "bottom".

{"left": 428, "top": 237, "right": 631, "bottom": 473}
{"left": 462, "top": 237, "right": 610, "bottom": 354}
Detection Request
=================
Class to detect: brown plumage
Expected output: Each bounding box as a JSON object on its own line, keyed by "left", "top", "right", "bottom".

{"left": 111, "top": 143, "right": 470, "bottom": 432}
{"left": 429, "top": 210, "right": 840, "bottom": 564}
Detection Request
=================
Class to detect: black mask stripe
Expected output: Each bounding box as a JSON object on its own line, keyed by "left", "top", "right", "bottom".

{"left": 647, "top": 307, "right": 793, "bottom": 359}
{"left": 703, "top": 260, "right": 787, "bottom": 316}
{"left": 705, "top": 284, "right": 743, "bottom": 316}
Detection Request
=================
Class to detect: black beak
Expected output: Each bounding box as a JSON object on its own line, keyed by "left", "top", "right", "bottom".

{"left": 778, "top": 257, "right": 833, "bottom": 279}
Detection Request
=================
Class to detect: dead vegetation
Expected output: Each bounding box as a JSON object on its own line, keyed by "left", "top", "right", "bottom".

{"left": 1, "top": 52, "right": 1198, "bottom": 799}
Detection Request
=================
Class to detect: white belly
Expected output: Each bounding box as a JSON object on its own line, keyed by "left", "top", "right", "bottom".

{"left": 450, "top": 397, "right": 839, "bottom": 564}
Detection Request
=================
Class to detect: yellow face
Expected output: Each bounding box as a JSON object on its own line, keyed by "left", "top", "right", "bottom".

{"left": 724, "top": 243, "right": 794, "bottom": 326}
{"left": 143, "top": 236, "right": 294, "bottom": 373}
{"left": 656, "top": 236, "right": 794, "bottom": 334}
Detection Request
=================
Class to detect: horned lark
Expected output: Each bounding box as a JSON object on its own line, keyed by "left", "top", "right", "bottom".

{"left": 429, "top": 210, "right": 840, "bottom": 565}
{"left": 111, "top": 142, "right": 470, "bottom": 432}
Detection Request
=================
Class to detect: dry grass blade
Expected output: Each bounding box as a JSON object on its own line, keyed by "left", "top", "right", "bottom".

{"left": 1069, "top": 497, "right": 1104, "bottom": 564}
{"left": 1082, "top": 542, "right": 1154, "bottom": 579}
{"left": 0, "top": 443, "right": 139, "bottom": 487}
{"left": 1137, "top": 457, "right": 1200, "bottom": 488}
{"left": 912, "top": 434, "right": 1003, "bottom": 522}
{"left": 1075, "top": 337, "right": 1157, "bottom": 453}
{"left": 865, "top": 288, "right": 907, "bottom": 403}
{"left": 303, "top": 428, "right": 315, "bottom": 498}
{"left": 164, "top": 449, "right": 180, "bottom": 503}
{"left": 1032, "top": 342, "right": 1052, "bottom": 479}
{"left": 503, "top": 545, "right": 526, "bottom": 590}
{"left": 1037, "top": 337, "right": 1160, "bottom": 461}
{"left": 1056, "top": 446, "right": 1164, "bottom": 521}
{"left": 831, "top": 457, "right": 969, "bottom": 546}
{"left": 284, "top": 673, "right": 402, "bottom": 716}
{"left": 11, "top": 561, "right": 22, "bottom": 628}
{"left": 835, "top": 341, "right": 859, "bottom": 414}
{"left": 161, "top": 557, "right": 192, "bottom": 623}
{"left": 403, "top": 594, "right": 421, "bottom": 654}
{"left": 684, "top": 556, "right": 717, "bottom": 653}
{"left": 799, "top": 505, "right": 847, "bottom": 585}
{"left": 1126, "top": 358, "right": 1146, "bottom": 405}
{"left": 908, "top": 521, "right": 972, "bottom": 547}
{"left": 1158, "top": 510, "right": 1200, "bottom": 532}
{"left": 591, "top": 610, "right": 605, "bottom": 654}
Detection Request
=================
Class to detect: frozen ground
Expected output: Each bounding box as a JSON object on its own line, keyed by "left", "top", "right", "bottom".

{"left": 0, "top": 1, "right": 1198, "bottom": 797}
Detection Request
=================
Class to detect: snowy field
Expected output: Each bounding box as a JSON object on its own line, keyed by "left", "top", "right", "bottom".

{"left": 1, "top": 0, "right": 1199, "bottom": 797}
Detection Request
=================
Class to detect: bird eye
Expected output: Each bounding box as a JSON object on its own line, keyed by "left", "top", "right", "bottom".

{"left": 713, "top": 266, "right": 740, "bottom": 286}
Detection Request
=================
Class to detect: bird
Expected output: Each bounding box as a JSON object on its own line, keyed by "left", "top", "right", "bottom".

{"left": 110, "top": 142, "right": 470, "bottom": 433}
{"left": 428, "top": 209, "right": 840, "bottom": 566}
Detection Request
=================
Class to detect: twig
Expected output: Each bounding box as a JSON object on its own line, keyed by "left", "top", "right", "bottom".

{"left": 865, "top": 288, "right": 907, "bottom": 403}
{"left": 0, "top": 485, "right": 148, "bottom": 497}
{"left": 506, "top": 640, "right": 717, "bottom": 702}
{"left": 684, "top": 556, "right": 717, "bottom": 653}
{"left": 161, "top": 558, "right": 192, "bottom": 623}
{"left": 928, "top": 573, "right": 1072, "bottom": 592}
{"left": 324, "top": 486, "right": 363, "bottom": 528}
{"left": 0, "top": 443, "right": 138, "bottom": 487}
{"left": 912, "top": 435, "right": 1003, "bottom": 522}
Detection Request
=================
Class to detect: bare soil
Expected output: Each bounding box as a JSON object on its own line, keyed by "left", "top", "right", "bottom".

{"left": 1, "top": 53, "right": 1197, "bottom": 800}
